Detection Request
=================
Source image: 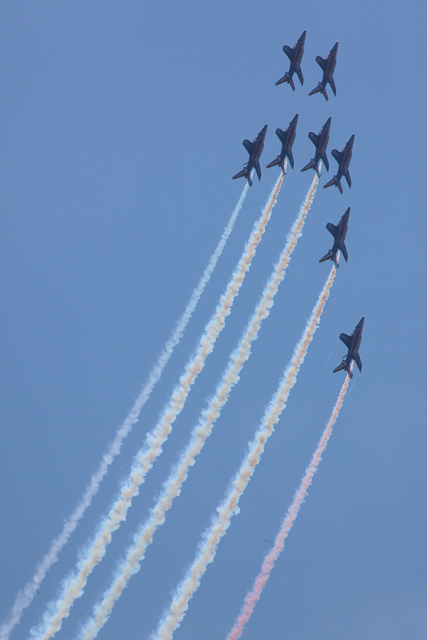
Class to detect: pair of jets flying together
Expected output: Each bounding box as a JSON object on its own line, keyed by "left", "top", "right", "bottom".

{"left": 232, "top": 117, "right": 355, "bottom": 194}
{"left": 276, "top": 30, "right": 338, "bottom": 102}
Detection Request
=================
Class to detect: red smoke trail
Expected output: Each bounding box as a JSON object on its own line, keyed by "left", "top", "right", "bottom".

{"left": 152, "top": 262, "right": 337, "bottom": 640}
{"left": 226, "top": 368, "right": 353, "bottom": 640}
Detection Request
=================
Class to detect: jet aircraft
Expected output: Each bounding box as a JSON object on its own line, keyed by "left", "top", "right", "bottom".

{"left": 309, "top": 42, "right": 338, "bottom": 101}
{"left": 333, "top": 317, "right": 364, "bottom": 378}
{"left": 319, "top": 207, "right": 350, "bottom": 267}
{"left": 232, "top": 124, "right": 268, "bottom": 187}
{"left": 324, "top": 134, "right": 355, "bottom": 194}
{"left": 266, "top": 114, "right": 298, "bottom": 175}
{"left": 301, "top": 116, "right": 331, "bottom": 176}
{"left": 275, "top": 31, "right": 306, "bottom": 91}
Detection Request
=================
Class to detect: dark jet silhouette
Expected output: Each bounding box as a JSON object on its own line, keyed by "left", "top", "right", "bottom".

{"left": 319, "top": 207, "right": 350, "bottom": 267}
{"left": 333, "top": 317, "right": 364, "bottom": 379}
{"left": 324, "top": 134, "right": 355, "bottom": 194}
{"left": 275, "top": 31, "right": 306, "bottom": 91}
{"left": 301, "top": 116, "right": 331, "bottom": 176}
{"left": 232, "top": 125, "right": 268, "bottom": 187}
{"left": 309, "top": 42, "right": 338, "bottom": 101}
{"left": 266, "top": 114, "right": 299, "bottom": 175}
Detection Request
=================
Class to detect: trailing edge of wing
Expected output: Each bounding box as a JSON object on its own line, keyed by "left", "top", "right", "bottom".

{"left": 283, "top": 44, "right": 295, "bottom": 61}
{"left": 315, "top": 55, "right": 327, "bottom": 71}
{"left": 308, "top": 131, "right": 320, "bottom": 147}
{"left": 243, "top": 139, "right": 255, "bottom": 155}
{"left": 326, "top": 222, "right": 338, "bottom": 239}
{"left": 339, "top": 333, "right": 352, "bottom": 349}
{"left": 331, "top": 148, "right": 343, "bottom": 164}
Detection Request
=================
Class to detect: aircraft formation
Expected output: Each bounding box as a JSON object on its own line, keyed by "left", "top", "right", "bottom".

{"left": 1, "top": 30, "right": 365, "bottom": 640}
{"left": 232, "top": 30, "right": 363, "bottom": 378}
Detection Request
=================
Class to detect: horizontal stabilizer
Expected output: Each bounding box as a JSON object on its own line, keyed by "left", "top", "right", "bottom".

{"left": 333, "top": 361, "right": 350, "bottom": 376}
{"left": 324, "top": 176, "right": 343, "bottom": 193}
{"left": 275, "top": 72, "right": 295, "bottom": 91}
{"left": 326, "top": 222, "right": 338, "bottom": 238}
{"left": 355, "top": 353, "right": 362, "bottom": 372}
{"left": 283, "top": 44, "right": 295, "bottom": 61}
{"left": 232, "top": 168, "right": 247, "bottom": 181}
{"left": 315, "top": 55, "right": 327, "bottom": 72}
{"left": 243, "top": 139, "right": 255, "bottom": 155}
{"left": 296, "top": 67, "right": 304, "bottom": 86}
{"left": 319, "top": 250, "right": 333, "bottom": 264}
{"left": 309, "top": 82, "right": 328, "bottom": 101}
{"left": 341, "top": 242, "right": 348, "bottom": 262}
{"left": 339, "top": 333, "right": 352, "bottom": 349}
{"left": 301, "top": 159, "right": 315, "bottom": 173}
{"left": 266, "top": 156, "right": 281, "bottom": 169}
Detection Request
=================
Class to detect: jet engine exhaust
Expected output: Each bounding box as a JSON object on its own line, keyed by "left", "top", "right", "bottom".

{"left": 77, "top": 169, "right": 323, "bottom": 640}
{"left": 31, "top": 175, "right": 283, "bottom": 640}
{"left": 226, "top": 364, "right": 352, "bottom": 640}
{"left": 151, "top": 260, "right": 338, "bottom": 640}
{"left": 0, "top": 184, "right": 251, "bottom": 640}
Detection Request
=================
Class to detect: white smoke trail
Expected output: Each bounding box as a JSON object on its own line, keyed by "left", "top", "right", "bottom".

{"left": 152, "top": 262, "right": 338, "bottom": 640}
{"left": 226, "top": 368, "right": 352, "bottom": 640}
{"left": 32, "top": 175, "right": 283, "bottom": 640}
{"left": 0, "top": 187, "right": 249, "bottom": 640}
{"left": 78, "top": 169, "right": 319, "bottom": 640}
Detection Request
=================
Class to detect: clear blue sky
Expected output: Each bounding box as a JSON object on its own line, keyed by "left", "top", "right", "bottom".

{"left": 1, "top": 2, "right": 426, "bottom": 639}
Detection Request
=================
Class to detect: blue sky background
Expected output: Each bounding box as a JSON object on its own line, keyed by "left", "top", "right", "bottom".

{"left": 1, "top": 2, "right": 426, "bottom": 639}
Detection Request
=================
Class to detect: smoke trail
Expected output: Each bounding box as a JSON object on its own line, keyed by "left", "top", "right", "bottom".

{"left": 0, "top": 187, "right": 249, "bottom": 640}
{"left": 78, "top": 169, "right": 319, "bottom": 640}
{"left": 32, "top": 176, "right": 283, "bottom": 640}
{"left": 152, "top": 261, "right": 338, "bottom": 640}
{"left": 226, "top": 368, "right": 352, "bottom": 640}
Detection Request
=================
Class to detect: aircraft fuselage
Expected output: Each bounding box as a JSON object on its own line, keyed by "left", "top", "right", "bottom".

{"left": 350, "top": 317, "right": 364, "bottom": 356}
{"left": 252, "top": 126, "right": 267, "bottom": 163}
{"left": 336, "top": 209, "right": 350, "bottom": 245}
